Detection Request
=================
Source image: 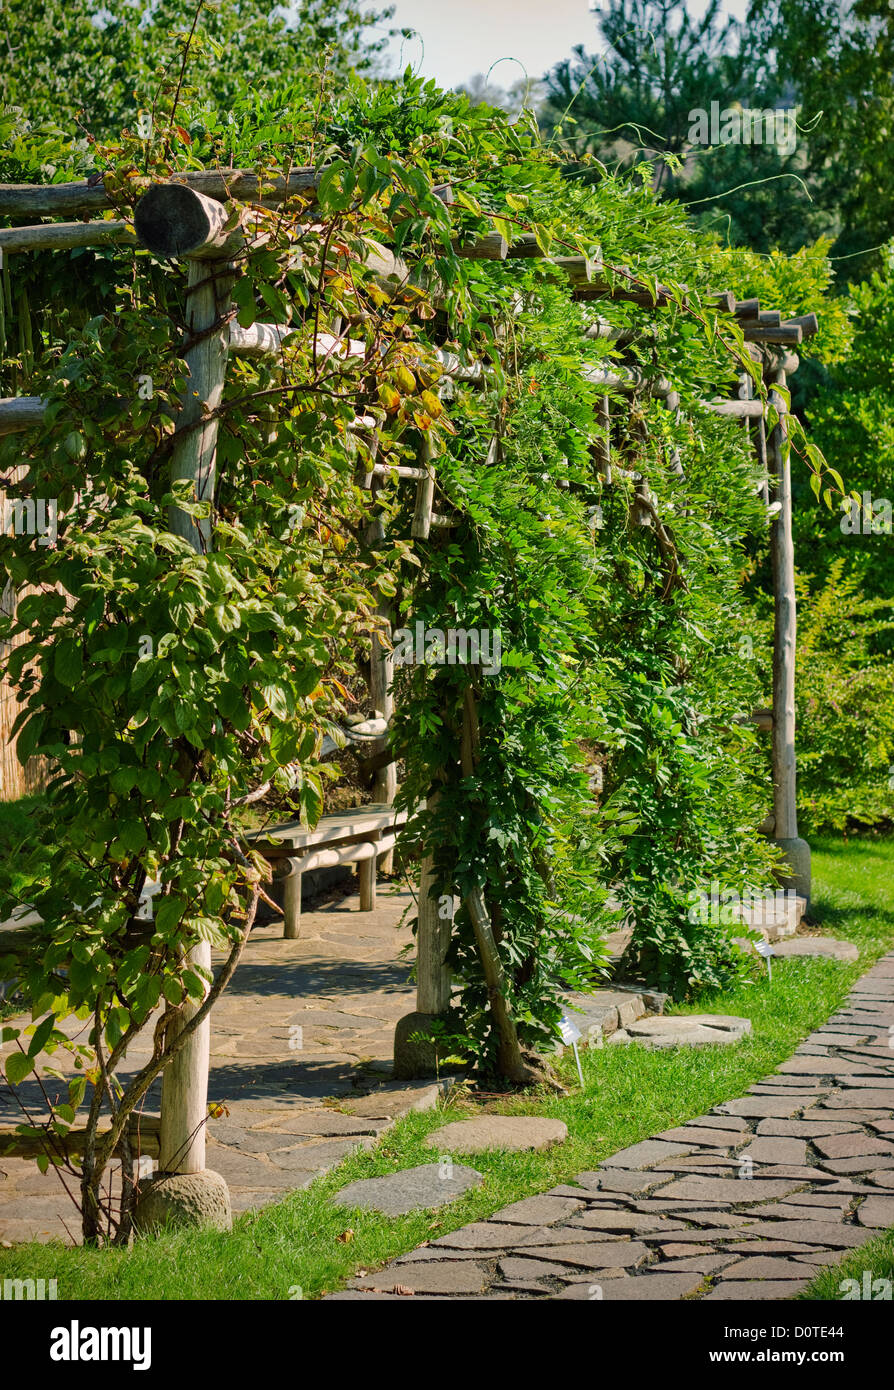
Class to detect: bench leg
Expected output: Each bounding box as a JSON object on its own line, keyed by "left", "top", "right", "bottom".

{"left": 283, "top": 871, "right": 302, "bottom": 939}
{"left": 359, "top": 855, "right": 376, "bottom": 912}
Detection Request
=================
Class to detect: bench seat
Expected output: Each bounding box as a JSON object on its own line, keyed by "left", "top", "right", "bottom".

{"left": 247, "top": 802, "right": 407, "bottom": 938}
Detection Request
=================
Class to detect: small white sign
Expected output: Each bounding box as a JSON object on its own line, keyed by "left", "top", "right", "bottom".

{"left": 558, "top": 1013, "right": 581, "bottom": 1046}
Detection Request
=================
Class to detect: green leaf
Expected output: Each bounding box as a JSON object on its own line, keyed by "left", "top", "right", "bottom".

{"left": 53, "top": 638, "right": 83, "bottom": 688}
{"left": 4, "top": 1051, "right": 33, "bottom": 1086}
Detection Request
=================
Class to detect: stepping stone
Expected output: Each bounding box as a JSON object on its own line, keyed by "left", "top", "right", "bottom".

{"left": 770, "top": 937, "right": 859, "bottom": 963}
{"left": 657, "top": 1177, "right": 805, "bottom": 1202}
{"left": 857, "top": 1195, "right": 894, "bottom": 1227}
{"left": 738, "top": 1136, "right": 808, "bottom": 1165}
{"left": 706, "top": 1279, "right": 810, "bottom": 1300}
{"left": 657, "top": 1126, "right": 745, "bottom": 1148}
{"left": 490, "top": 1195, "right": 584, "bottom": 1225}
{"left": 426, "top": 1116, "right": 567, "bottom": 1155}
{"left": 814, "top": 1133, "right": 894, "bottom": 1160}
{"left": 352, "top": 1261, "right": 489, "bottom": 1295}
{"left": 515, "top": 1240, "right": 649, "bottom": 1269}
{"left": 618, "top": 1015, "right": 751, "bottom": 1048}
{"left": 723, "top": 1256, "right": 820, "bottom": 1279}
{"left": 601, "top": 1139, "right": 695, "bottom": 1169}
{"left": 331, "top": 1162, "right": 483, "bottom": 1216}
{"left": 556, "top": 1271, "right": 704, "bottom": 1300}
{"left": 433, "top": 1222, "right": 548, "bottom": 1250}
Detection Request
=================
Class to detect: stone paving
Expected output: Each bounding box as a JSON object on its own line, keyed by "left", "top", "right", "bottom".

{"left": 1, "top": 883, "right": 432, "bottom": 1243}
{"left": 327, "top": 951, "right": 894, "bottom": 1300}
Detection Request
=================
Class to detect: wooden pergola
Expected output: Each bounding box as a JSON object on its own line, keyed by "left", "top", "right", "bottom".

{"left": 0, "top": 164, "right": 816, "bottom": 1169}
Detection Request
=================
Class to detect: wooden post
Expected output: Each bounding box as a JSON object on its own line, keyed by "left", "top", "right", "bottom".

{"left": 283, "top": 869, "right": 302, "bottom": 940}
{"left": 416, "top": 850, "right": 451, "bottom": 1014}
{"left": 136, "top": 184, "right": 243, "bottom": 1174}
{"left": 766, "top": 360, "right": 810, "bottom": 900}
{"left": 768, "top": 363, "right": 796, "bottom": 840}
{"left": 358, "top": 855, "right": 377, "bottom": 911}
{"left": 158, "top": 939, "right": 211, "bottom": 1173}
{"left": 411, "top": 434, "right": 436, "bottom": 540}
{"left": 392, "top": 792, "right": 451, "bottom": 1077}
{"left": 366, "top": 504, "right": 397, "bottom": 870}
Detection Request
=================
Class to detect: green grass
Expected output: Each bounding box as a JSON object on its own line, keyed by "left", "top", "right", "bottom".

{"left": 2, "top": 830, "right": 894, "bottom": 1300}
{"left": 800, "top": 1228, "right": 894, "bottom": 1301}
{"left": 0, "top": 795, "right": 48, "bottom": 902}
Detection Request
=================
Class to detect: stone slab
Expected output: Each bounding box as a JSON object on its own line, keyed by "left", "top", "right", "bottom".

{"left": 426, "top": 1116, "right": 567, "bottom": 1155}
{"left": 332, "top": 1163, "right": 483, "bottom": 1216}
{"left": 352, "top": 1262, "right": 489, "bottom": 1295}
{"left": 490, "top": 1195, "right": 585, "bottom": 1225}
{"left": 705, "top": 1279, "right": 810, "bottom": 1300}
{"left": 555, "top": 1272, "right": 704, "bottom": 1300}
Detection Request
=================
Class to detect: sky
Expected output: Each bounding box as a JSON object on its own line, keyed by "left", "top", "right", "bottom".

{"left": 381, "top": 0, "right": 750, "bottom": 93}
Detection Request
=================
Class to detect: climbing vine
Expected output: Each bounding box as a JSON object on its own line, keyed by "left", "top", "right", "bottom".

{"left": 0, "top": 54, "right": 840, "bottom": 1195}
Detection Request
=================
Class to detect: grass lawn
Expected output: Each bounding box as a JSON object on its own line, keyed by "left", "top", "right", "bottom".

{"left": 801, "top": 1228, "right": 894, "bottom": 1301}
{"left": 1, "top": 829, "right": 893, "bottom": 1300}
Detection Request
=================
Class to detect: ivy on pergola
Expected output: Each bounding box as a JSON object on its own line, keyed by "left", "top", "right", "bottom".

{"left": 0, "top": 154, "right": 818, "bottom": 1237}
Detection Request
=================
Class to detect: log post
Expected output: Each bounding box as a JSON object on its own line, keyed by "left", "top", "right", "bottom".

{"left": 366, "top": 503, "right": 397, "bottom": 871}
{"left": 393, "top": 793, "right": 452, "bottom": 1078}
{"left": 766, "top": 360, "right": 810, "bottom": 902}
{"left": 358, "top": 854, "right": 377, "bottom": 911}
{"left": 411, "top": 434, "right": 436, "bottom": 540}
{"left": 416, "top": 849, "right": 451, "bottom": 1014}
{"left": 157, "top": 939, "right": 211, "bottom": 1173}
{"left": 283, "top": 869, "right": 302, "bottom": 940}
{"left": 134, "top": 184, "right": 239, "bottom": 1208}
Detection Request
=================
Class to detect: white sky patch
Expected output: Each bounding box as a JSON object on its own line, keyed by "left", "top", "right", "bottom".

{"left": 381, "top": 0, "right": 750, "bottom": 92}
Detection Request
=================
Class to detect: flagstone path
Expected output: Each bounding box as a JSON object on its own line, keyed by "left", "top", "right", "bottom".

{"left": 327, "top": 951, "right": 894, "bottom": 1300}
{"left": 1, "top": 884, "right": 433, "bottom": 1243}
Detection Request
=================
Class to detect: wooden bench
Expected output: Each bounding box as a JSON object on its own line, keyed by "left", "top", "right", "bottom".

{"left": 247, "top": 802, "right": 407, "bottom": 938}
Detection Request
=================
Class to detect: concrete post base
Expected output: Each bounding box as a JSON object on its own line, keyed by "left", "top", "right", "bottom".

{"left": 133, "top": 1169, "right": 232, "bottom": 1234}
{"left": 774, "top": 836, "right": 811, "bottom": 908}
{"left": 393, "top": 1011, "right": 456, "bottom": 1081}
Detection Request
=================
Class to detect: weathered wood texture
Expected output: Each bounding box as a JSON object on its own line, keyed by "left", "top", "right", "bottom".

{"left": 0, "top": 221, "right": 133, "bottom": 254}
{"left": 0, "top": 466, "right": 52, "bottom": 800}
{"left": 158, "top": 236, "right": 235, "bottom": 1169}
{"left": 158, "top": 938, "right": 211, "bottom": 1174}
{"left": 767, "top": 362, "right": 798, "bottom": 840}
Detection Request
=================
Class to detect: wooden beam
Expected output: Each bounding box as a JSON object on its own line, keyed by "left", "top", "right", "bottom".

{"left": 708, "top": 290, "right": 736, "bottom": 313}
{"left": 0, "top": 396, "right": 46, "bottom": 436}
{"left": 0, "top": 221, "right": 134, "bottom": 254}
{"left": 763, "top": 348, "right": 800, "bottom": 377}
{"left": 743, "top": 323, "right": 803, "bottom": 345}
{"left": 134, "top": 183, "right": 246, "bottom": 260}
{"left": 784, "top": 313, "right": 818, "bottom": 338}
{"left": 366, "top": 510, "right": 397, "bottom": 866}
{"left": 453, "top": 231, "right": 508, "bottom": 261}
{"left": 706, "top": 399, "right": 766, "bottom": 418}
{"left": 734, "top": 298, "right": 761, "bottom": 320}
{"left": 0, "top": 168, "right": 322, "bottom": 219}
{"left": 574, "top": 280, "right": 677, "bottom": 306}
{"left": 158, "top": 234, "right": 236, "bottom": 1174}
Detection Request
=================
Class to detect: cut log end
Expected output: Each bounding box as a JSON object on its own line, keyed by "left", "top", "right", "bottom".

{"left": 135, "top": 183, "right": 237, "bottom": 260}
